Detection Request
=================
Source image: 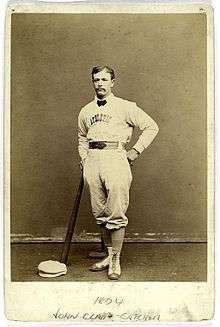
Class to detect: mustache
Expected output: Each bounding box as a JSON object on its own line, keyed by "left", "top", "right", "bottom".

{"left": 96, "top": 87, "right": 106, "bottom": 91}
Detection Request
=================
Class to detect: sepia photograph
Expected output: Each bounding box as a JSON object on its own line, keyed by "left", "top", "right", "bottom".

{"left": 4, "top": 2, "right": 214, "bottom": 323}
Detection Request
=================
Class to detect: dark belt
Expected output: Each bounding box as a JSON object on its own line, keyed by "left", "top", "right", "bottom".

{"left": 89, "top": 141, "right": 124, "bottom": 150}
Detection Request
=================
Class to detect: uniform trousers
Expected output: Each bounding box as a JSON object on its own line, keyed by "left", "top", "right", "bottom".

{"left": 83, "top": 149, "right": 132, "bottom": 230}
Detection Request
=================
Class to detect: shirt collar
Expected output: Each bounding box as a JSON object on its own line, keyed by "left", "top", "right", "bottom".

{"left": 94, "top": 92, "right": 115, "bottom": 102}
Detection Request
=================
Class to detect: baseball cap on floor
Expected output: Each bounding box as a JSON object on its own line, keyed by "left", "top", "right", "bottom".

{"left": 38, "top": 260, "right": 67, "bottom": 274}
{"left": 38, "top": 269, "right": 67, "bottom": 278}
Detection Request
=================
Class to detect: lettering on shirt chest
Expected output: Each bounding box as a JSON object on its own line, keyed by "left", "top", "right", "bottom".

{"left": 89, "top": 113, "right": 112, "bottom": 126}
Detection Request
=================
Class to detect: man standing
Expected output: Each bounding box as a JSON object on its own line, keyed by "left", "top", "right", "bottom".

{"left": 78, "top": 66, "right": 159, "bottom": 280}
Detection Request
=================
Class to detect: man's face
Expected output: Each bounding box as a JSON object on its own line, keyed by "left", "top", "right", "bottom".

{"left": 92, "top": 70, "right": 114, "bottom": 99}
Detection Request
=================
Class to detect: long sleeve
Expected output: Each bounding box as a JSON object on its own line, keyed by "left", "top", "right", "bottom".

{"left": 78, "top": 110, "right": 89, "bottom": 161}
{"left": 126, "top": 103, "right": 159, "bottom": 154}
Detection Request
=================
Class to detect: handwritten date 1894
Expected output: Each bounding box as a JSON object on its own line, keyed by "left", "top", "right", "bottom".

{"left": 94, "top": 296, "right": 124, "bottom": 306}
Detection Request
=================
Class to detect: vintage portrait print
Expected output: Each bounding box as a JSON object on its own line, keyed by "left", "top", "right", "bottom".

{"left": 4, "top": 2, "right": 214, "bottom": 323}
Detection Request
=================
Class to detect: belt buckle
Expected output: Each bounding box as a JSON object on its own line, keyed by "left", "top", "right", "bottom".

{"left": 116, "top": 141, "right": 123, "bottom": 151}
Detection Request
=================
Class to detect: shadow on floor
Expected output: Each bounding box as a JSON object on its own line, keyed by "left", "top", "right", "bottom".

{"left": 11, "top": 242, "right": 207, "bottom": 282}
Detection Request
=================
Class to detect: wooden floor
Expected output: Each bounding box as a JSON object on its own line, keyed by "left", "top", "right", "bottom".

{"left": 11, "top": 242, "right": 207, "bottom": 282}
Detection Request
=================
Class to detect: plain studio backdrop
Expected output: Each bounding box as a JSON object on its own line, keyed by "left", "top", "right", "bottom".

{"left": 10, "top": 13, "right": 207, "bottom": 242}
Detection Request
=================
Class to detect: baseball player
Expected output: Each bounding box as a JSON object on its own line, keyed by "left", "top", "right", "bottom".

{"left": 78, "top": 66, "right": 159, "bottom": 280}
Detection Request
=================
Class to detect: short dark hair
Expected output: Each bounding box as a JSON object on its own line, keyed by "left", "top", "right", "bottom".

{"left": 91, "top": 66, "right": 115, "bottom": 80}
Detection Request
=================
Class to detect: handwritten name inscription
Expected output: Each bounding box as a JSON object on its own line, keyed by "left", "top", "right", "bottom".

{"left": 52, "top": 296, "right": 160, "bottom": 322}
{"left": 53, "top": 307, "right": 160, "bottom": 322}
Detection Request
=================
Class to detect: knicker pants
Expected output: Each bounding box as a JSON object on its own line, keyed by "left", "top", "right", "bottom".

{"left": 83, "top": 149, "right": 132, "bottom": 230}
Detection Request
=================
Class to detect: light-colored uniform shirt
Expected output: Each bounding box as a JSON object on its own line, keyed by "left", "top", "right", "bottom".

{"left": 78, "top": 93, "right": 159, "bottom": 161}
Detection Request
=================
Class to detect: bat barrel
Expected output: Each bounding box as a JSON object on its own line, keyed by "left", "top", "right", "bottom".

{"left": 60, "top": 173, "right": 84, "bottom": 264}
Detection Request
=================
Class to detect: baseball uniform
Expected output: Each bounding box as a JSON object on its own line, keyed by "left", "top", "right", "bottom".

{"left": 78, "top": 93, "right": 159, "bottom": 230}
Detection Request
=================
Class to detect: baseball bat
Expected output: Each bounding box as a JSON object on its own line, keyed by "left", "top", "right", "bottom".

{"left": 60, "top": 171, "right": 84, "bottom": 265}
{"left": 101, "top": 236, "right": 105, "bottom": 252}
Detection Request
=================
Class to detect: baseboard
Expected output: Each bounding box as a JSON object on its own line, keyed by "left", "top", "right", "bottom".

{"left": 11, "top": 232, "right": 207, "bottom": 243}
